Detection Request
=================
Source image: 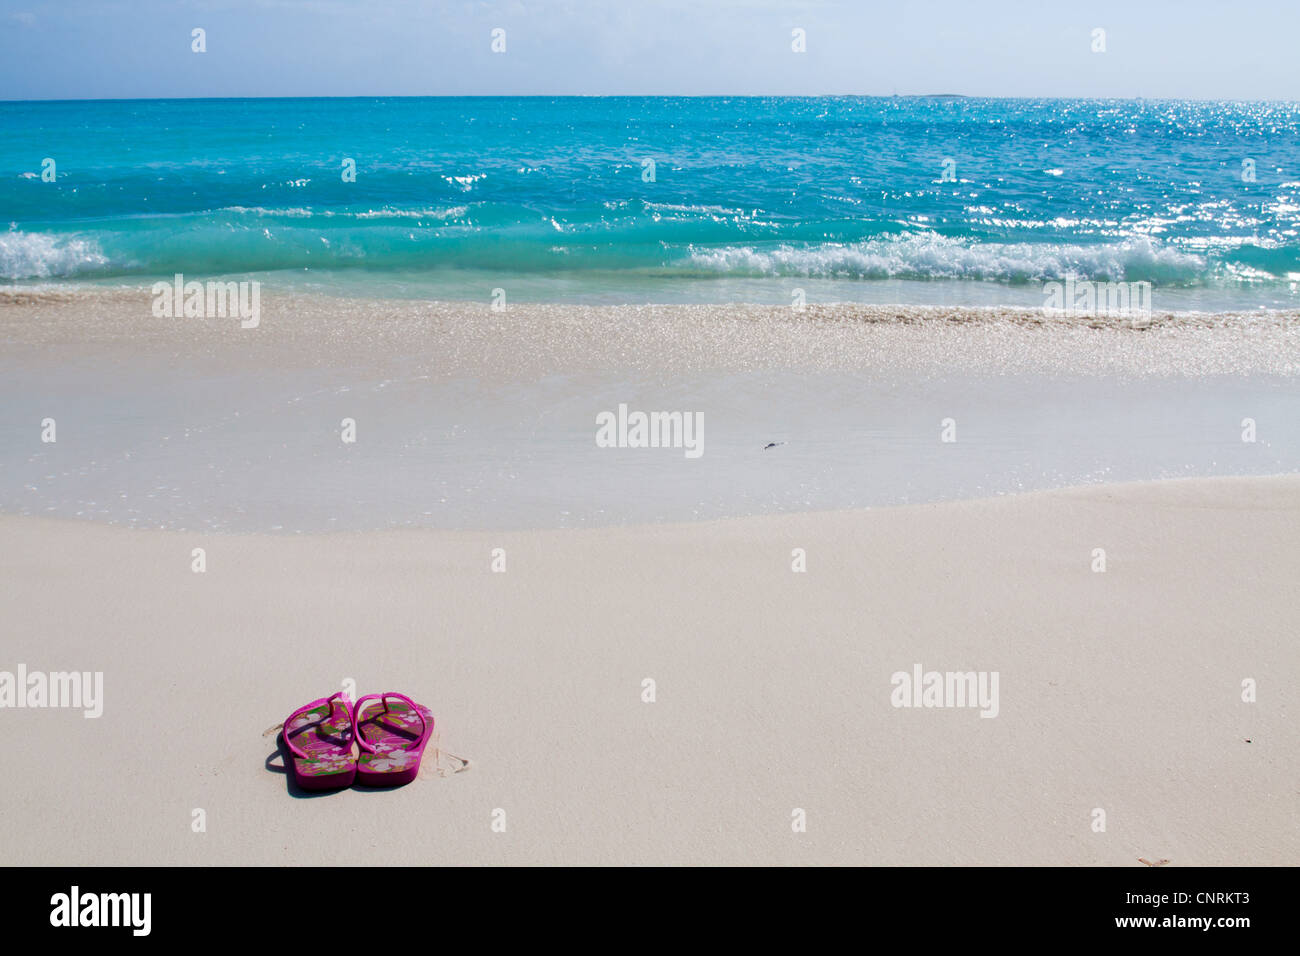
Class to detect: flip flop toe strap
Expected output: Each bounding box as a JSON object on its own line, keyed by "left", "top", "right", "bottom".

{"left": 283, "top": 692, "right": 350, "bottom": 760}
{"left": 353, "top": 692, "right": 428, "bottom": 754}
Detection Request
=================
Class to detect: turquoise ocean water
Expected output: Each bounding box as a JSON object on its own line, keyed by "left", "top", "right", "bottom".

{"left": 2, "top": 96, "right": 1298, "bottom": 308}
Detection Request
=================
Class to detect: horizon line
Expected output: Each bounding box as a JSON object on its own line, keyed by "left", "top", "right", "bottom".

{"left": 4, "top": 94, "right": 1299, "bottom": 105}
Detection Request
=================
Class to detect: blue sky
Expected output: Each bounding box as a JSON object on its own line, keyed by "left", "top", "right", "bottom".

{"left": 1, "top": 0, "right": 1296, "bottom": 100}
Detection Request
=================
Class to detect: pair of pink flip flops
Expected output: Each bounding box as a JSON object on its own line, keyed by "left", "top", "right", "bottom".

{"left": 282, "top": 691, "right": 434, "bottom": 791}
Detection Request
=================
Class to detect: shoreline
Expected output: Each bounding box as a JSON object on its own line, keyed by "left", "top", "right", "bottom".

{"left": 2, "top": 473, "right": 1296, "bottom": 865}
{"left": 4, "top": 286, "right": 1298, "bottom": 376}
{"left": 4, "top": 288, "right": 1300, "bottom": 532}
{"left": 6, "top": 280, "right": 1300, "bottom": 319}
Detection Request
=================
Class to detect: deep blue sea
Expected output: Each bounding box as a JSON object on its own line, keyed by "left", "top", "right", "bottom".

{"left": 2, "top": 96, "right": 1298, "bottom": 308}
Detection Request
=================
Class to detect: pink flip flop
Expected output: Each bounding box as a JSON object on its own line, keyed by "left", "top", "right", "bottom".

{"left": 352, "top": 692, "right": 434, "bottom": 787}
{"left": 282, "top": 692, "right": 357, "bottom": 791}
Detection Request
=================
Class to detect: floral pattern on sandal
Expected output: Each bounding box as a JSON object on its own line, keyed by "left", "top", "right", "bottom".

{"left": 353, "top": 693, "right": 434, "bottom": 787}
{"left": 282, "top": 693, "right": 357, "bottom": 790}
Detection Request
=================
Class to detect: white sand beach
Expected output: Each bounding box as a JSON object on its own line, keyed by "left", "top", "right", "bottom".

{"left": 4, "top": 290, "right": 1300, "bottom": 531}
{"left": 1, "top": 474, "right": 1297, "bottom": 866}
{"left": 1, "top": 290, "right": 1297, "bottom": 865}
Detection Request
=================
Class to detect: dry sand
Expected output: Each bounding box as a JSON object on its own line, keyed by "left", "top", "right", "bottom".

{"left": 2, "top": 474, "right": 1296, "bottom": 866}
